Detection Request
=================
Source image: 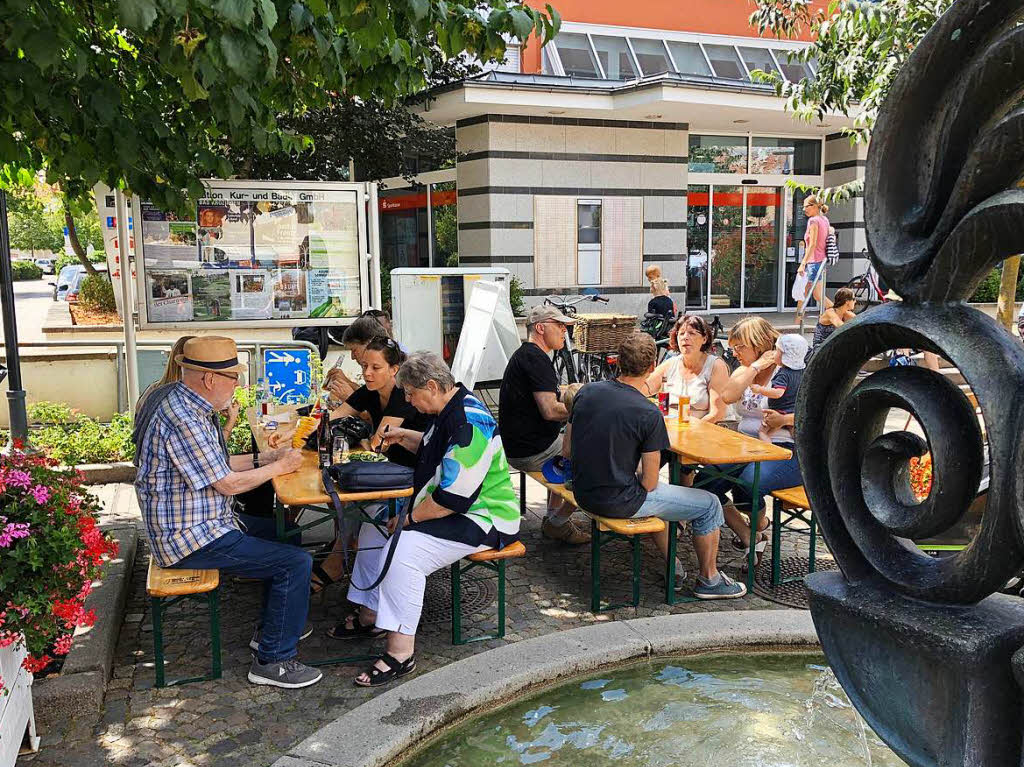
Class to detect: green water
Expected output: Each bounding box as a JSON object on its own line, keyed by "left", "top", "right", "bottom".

{"left": 402, "top": 653, "right": 902, "bottom": 767}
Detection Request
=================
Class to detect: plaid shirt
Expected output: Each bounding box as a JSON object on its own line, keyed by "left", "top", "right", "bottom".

{"left": 135, "top": 383, "right": 235, "bottom": 566}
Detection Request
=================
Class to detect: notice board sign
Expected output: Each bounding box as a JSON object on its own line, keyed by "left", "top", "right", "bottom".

{"left": 135, "top": 180, "right": 373, "bottom": 329}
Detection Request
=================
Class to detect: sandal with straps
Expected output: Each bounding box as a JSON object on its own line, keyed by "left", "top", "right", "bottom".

{"left": 310, "top": 562, "right": 344, "bottom": 596}
{"left": 354, "top": 652, "right": 416, "bottom": 687}
{"left": 327, "top": 612, "right": 385, "bottom": 640}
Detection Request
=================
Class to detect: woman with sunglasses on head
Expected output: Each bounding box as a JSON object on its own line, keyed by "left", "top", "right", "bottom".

{"left": 795, "top": 195, "right": 835, "bottom": 324}
{"left": 314, "top": 337, "right": 432, "bottom": 598}
{"left": 644, "top": 315, "right": 730, "bottom": 424}
{"left": 324, "top": 310, "right": 396, "bottom": 405}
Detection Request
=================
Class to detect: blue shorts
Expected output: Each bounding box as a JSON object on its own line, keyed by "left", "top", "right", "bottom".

{"left": 805, "top": 260, "right": 825, "bottom": 285}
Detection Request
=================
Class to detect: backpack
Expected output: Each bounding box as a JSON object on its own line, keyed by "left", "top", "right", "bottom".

{"left": 825, "top": 229, "right": 840, "bottom": 266}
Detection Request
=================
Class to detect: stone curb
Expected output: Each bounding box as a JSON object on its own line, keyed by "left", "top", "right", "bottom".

{"left": 33, "top": 525, "right": 138, "bottom": 730}
{"left": 274, "top": 609, "right": 817, "bottom": 767}
{"left": 74, "top": 462, "right": 136, "bottom": 484}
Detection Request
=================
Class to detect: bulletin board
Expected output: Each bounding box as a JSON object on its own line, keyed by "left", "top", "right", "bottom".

{"left": 134, "top": 180, "right": 372, "bottom": 329}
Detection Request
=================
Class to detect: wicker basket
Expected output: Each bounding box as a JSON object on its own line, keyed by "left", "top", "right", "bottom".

{"left": 572, "top": 313, "right": 638, "bottom": 352}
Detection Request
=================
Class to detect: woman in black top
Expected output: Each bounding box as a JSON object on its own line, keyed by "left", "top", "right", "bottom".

{"left": 313, "top": 338, "right": 430, "bottom": 594}
{"left": 328, "top": 337, "right": 429, "bottom": 466}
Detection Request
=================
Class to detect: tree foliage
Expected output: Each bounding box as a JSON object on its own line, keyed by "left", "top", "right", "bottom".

{"left": 749, "top": 0, "right": 955, "bottom": 203}
{"left": 0, "top": 0, "right": 560, "bottom": 211}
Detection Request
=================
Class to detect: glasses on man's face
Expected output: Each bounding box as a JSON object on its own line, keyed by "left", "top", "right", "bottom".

{"left": 212, "top": 371, "right": 246, "bottom": 386}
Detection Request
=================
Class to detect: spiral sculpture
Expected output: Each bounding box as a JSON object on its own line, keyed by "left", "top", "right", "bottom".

{"left": 797, "top": 0, "right": 1024, "bottom": 605}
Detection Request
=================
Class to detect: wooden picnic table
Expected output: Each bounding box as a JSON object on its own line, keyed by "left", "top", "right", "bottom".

{"left": 662, "top": 413, "right": 793, "bottom": 590}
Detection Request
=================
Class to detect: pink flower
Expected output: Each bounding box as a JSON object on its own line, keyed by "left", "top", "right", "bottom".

{"left": 53, "top": 634, "right": 73, "bottom": 656}
{"left": 0, "top": 516, "right": 30, "bottom": 548}
{"left": 5, "top": 470, "right": 31, "bottom": 489}
{"left": 30, "top": 485, "right": 50, "bottom": 504}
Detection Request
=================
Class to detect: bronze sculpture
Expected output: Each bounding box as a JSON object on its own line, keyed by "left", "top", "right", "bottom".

{"left": 797, "top": 1, "right": 1024, "bottom": 764}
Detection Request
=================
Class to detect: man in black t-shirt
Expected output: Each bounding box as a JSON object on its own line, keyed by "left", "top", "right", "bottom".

{"left": 499, "top": 305, "right": 589, "bottom": 544}
{"left": 566, "top": 331, "right": 745, "bottom": 599}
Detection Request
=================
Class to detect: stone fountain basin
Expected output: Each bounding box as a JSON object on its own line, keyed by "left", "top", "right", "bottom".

{"left": 271, "top": 610, "right": 818, "bottom": 767}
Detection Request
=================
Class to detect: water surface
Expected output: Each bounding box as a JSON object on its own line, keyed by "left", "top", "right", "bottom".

{"left": 402, "top": 653, "right": 901, "bottom": 766}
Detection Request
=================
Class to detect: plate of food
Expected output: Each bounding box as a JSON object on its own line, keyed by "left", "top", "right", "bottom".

{"left": 346, "top": 450, "right": 388, "bottom": 463}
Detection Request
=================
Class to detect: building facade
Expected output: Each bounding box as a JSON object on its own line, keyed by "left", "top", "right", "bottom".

{"left": 386, "top": 0, "right": 866, "bottom": 316}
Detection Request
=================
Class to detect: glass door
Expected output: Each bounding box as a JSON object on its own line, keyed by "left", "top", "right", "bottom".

{"left": 688, "top": 184, "right": 785, "bottom": 311}
{"left": 709, "top": 186, "right": 745, "bottom": 309}
{"left": 686, "top": 185, "right": 710, "bottom": 311}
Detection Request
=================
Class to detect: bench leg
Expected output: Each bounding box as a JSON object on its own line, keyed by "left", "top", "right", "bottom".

{"left": 496, "top": 560, "right": 507, "bottom": 640}
{"left": 665, "top": 521, "right": 678, "bottom": 606}
{"left": 631, "top": 534, "right": 641, "bottom": 607}
{"left": 746, "top": 464, "right": 761, "bottom": 592}
{"left": 450, "top": 561, "right": 463, "bottom": 645}
{"left": 590, "top": 517, "right": 601, "bottom": 613}
{"left": 519, "top": 471, "right": 526, "bottom": 516}
{"left": 151, "top": 596, "right": 166, "bottom": 689}
{"left": 208, "top": 589, "right": 222, "bottom": 681}
{"left": 808, "top": 512, "right": 817, "bottom": 573}
{"left": 771, "top": 502, "right": 783, "bottom": 587}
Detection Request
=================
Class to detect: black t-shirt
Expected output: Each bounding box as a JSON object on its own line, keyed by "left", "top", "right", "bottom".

{"left": 344, "top": 384, "right": 431, "bottom": 467}
{"left": 569, "top": 380, "right": 670, "bottom": 518}
{"left": 769, "top": 366, "right": 802, "bottom": 415}
{"left": 648, "top": 295, "right": 675, "bottom": 317}
{"left": 498, "top": 342, "right": 561, "bottom": 459}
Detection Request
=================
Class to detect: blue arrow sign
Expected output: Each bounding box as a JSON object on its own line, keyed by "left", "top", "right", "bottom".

{"left": 263, "top": 347, "right": 314, "bottom": 404}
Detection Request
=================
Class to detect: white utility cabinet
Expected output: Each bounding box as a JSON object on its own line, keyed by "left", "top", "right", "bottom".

{"left": 391, "top": 268, "right": 514, "bottom": 383}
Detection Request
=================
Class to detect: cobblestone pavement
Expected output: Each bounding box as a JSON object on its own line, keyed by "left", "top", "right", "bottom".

{"left": 21, "top": 478, "right": 826, "bottom": 767}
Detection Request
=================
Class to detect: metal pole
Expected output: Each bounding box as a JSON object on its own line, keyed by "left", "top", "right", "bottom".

{"left": 368, "top": 182, "right": 382, "bottom": 308}
{"left": 114, "top": 189, "right": 139, "bottom": 407}
{"left": 0, "top": 190, "right": 29, "bottom": 448}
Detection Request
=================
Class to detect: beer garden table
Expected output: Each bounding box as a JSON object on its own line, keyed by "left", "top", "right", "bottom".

{"left": 662, "top": 413, "right": 793, "bottom": 591}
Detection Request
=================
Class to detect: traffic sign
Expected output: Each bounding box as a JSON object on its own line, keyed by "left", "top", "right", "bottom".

{"left": 263, "top": 347, "right": 314, "bottom": 404}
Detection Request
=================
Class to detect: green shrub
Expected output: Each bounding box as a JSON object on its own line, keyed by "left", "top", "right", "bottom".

{"left": 12, "top": 260, "right": 42, "bottom": 280}
{"left": 79, "top": 273, "right": 117, "bottom": 311}
{"left": 509, "top": 275, "right": 525, "bottom": 316}
{"left": 968, "top": 265, "right": 1024, "bottom": 303}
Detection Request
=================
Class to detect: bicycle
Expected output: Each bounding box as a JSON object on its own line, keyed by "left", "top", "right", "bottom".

{"left": 639, "top": 311, "right": 674, "bottom": 364}
{"left": 708, "top": 315, "right": 739, "bottom": 373}
{"left": 542, "top": 292, "right": 618, "bottom": 384}
{"left": 842, "top": 249, "right": 887, "bottom": 314}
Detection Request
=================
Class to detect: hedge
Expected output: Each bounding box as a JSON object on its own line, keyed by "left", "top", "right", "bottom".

{"left": 12, "top": 260, "right": 42, "bottom": 280}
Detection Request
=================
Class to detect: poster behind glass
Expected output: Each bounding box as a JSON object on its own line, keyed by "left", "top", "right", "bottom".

{"left": 140, "top": 187, "right": 362, "bottom": 325}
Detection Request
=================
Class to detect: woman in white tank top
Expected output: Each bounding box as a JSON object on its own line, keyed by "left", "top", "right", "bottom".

{"left": 644, "top": 315, "right": 729, "bottom": 423}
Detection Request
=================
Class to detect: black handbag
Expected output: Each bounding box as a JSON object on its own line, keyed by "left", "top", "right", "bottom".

{"left": 329, "top": 461, "right": 414, "bottom": 491}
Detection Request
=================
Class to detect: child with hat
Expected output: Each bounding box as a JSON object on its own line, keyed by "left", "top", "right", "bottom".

{"left": 751, "top": 333, "right": 809, "bottom": 444}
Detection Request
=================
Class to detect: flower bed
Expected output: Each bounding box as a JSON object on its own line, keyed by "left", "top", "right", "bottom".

{"left": 0, "top": 446, "right": 118, "bottom": 691}
{"left": 909, "top": 454, "right": 932, "bottom": 500}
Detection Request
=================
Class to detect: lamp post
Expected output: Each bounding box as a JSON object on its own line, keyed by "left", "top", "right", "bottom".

{"left": 0, "top": 189, "right": 30, "bottom": 449}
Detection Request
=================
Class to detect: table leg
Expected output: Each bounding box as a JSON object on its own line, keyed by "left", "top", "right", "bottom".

{"left": 746, "top": 463, "right": 761, "bottom": 592}
{"left": 665, "top": 521, "right": 678, "bottom": 606}
{"left": 275, "top": 497, "right": 286, "bottom": 543}
{"left": 771, "top": 503, "right": 783, "bottom": 587}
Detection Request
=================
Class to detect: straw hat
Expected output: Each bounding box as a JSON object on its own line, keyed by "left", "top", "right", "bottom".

{"left": 175, "top": 336, "right": 246, "bottom": 374}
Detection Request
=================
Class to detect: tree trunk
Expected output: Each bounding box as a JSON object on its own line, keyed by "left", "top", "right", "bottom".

{"left": 996, "top": 256, "right": 1020, "bottom": 331}
{"left": 62, "top": 198, "right": 97, "bottom": 276}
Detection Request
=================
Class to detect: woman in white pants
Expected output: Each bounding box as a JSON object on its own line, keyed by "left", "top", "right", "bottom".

{"left": 333, "top": 352, "right": 520, "bottom": 687}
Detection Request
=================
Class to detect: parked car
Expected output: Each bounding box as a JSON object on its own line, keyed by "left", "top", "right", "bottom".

{"left": 33, "top": 258, "right": 55, "bottom": 275}
{"left": 64, "top": 270, "right": 88, "bottom": 304}
{"left": 53, "top": 264, "right": 85, "bottom": 301}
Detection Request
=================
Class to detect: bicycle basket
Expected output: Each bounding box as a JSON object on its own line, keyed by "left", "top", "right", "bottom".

{"left": 573, "top": 313, "right": 638, "bottom": 352}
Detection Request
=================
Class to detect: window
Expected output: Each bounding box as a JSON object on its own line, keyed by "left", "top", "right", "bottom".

{"left": 689, "top": 135, "right": 749, "bottom": 174}
{"left": 737, "top": 47, "right": 780, "bottom": 80}
{"left": 591, "top": 35, "right": 637, "bottom": 80}
{"left": 577, "top": 200, "right": 602, "bottom": 286}
{"left": 750, "top": 137, "right": 822, "bottom": 175}
{"left": 555, "top": 33, "right": 601, "bottom": 78}
{"left": 775, "top": 50, "right": 813, "bottom": 83}
{"left": 666, "top": 41, "right": 713, "bottom": 77}
{"left": 703, "top": 44, "right": 746, "bottom": 80}
{"left": 630, "top": 37, "right": 673, "bottom": 76}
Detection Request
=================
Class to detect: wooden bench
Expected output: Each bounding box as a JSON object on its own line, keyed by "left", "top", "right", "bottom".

{"left": 526, "top": 472, "right": 684, "bottom": 612}
{"left": 769, "top": 486, "right": 817, "bottom": 587}
{"left": 451, "top": 541, "right": 527, "bottom": 645}
{"left": 146, "top": 560, "right": 221, "bottom": 688}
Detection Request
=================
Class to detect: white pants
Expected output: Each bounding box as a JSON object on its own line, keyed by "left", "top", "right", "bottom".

{"left": 347, "top": 522, "right": 487, "bottom": 635}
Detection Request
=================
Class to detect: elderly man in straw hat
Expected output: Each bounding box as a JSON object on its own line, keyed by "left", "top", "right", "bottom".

{"left": 133, "top": 336, "right": 322, "bottom": 689}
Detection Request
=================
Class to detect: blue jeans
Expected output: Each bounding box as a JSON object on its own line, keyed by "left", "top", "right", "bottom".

{"left": 173, "top": 514, "right": 312, "bottom": 663}
{"left": 631, "top": 482, "right": 724, "bottom": 536}
{"left": 696, "top": 452, "right": 803, "bottom": 514}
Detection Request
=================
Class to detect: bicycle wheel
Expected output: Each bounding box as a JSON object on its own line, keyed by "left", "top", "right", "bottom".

{"left": 553, "top": 347, "right": 578, "bottom": 385}
{"left": 843, "top": 274, "right": 883, "bottom": 314}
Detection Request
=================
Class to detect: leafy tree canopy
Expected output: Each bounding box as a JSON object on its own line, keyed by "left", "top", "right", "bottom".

{"left": 1, "top": 0, "right": 560, "bottom": 211}
{"left": 750, "top": 0, "right": 954, "bottom": 202}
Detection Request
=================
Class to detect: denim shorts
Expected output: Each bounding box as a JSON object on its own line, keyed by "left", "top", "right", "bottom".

{"left": 630, "top": 482, "right": 724, "bottom": 537}
{"left": 805, "top": 260, "right": 825, "bottom": 284}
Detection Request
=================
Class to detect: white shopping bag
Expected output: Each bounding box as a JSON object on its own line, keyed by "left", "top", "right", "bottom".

{"left": 791, "top": 272, "right": 808, "bottom": 302}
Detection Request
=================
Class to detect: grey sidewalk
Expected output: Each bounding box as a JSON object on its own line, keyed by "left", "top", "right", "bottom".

{"left": 20, "top": 478, "right": 820, "bottom": 767}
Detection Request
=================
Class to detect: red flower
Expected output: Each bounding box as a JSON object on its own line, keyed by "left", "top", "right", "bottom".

{"left": 53, "top": 634, "right": 73, "bottom": 656}
{"left": 22, "top": 654, "right": 52, "bottom": 674}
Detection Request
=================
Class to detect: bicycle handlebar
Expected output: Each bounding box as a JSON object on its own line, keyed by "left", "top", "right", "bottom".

{"left": 544, "top": 293, "right": 609, "bottom": 307}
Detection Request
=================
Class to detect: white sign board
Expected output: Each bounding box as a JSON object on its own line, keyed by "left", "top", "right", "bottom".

{"left": 450, "top": 280, "right": 520, "bottom": 390}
